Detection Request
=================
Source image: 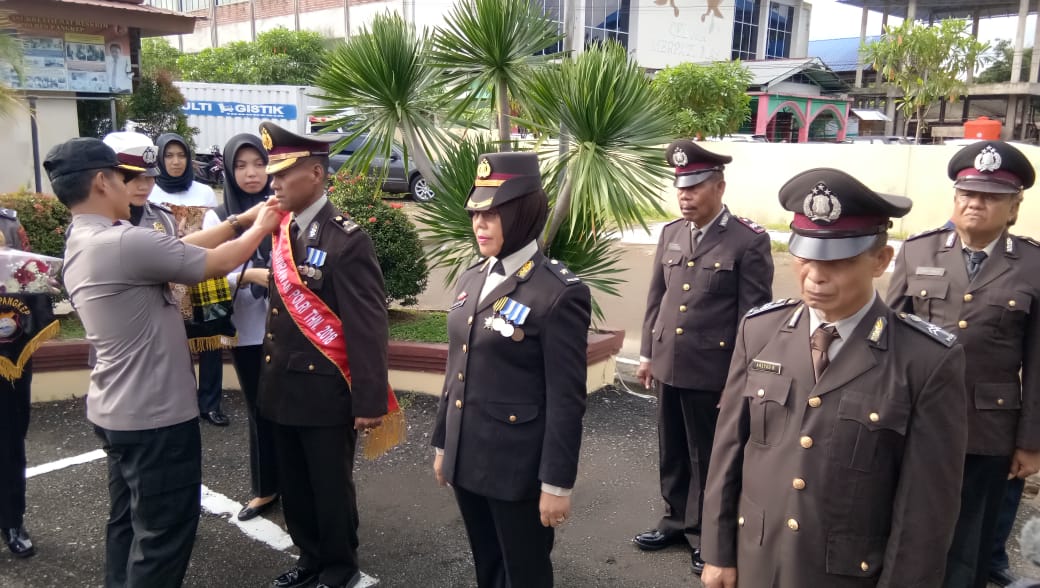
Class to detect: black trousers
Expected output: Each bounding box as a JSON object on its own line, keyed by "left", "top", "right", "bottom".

{"left": 197, "top": 349, "right": 223, "bottom": 413}
{"left": 273, "top": 423, "right": 359, "bottom": 586}
{"left": 990, "top": 476, "right": 1025, "bottom": 571}
{"left": 94, "top": 419, "right": 201, "bottom": 588}
{"left": 944, "top": 453, "right": 1011, "bottom": 588}
{"left": 453, "top": 485, "right": 554, "bottom": 588}
{"left": 657, "top": 384, "right": 719, "bottom": 547}
{"left": 0, "top": 364, "right": 31, "bottom": 529}
{"left": 231, "top": 345, "right": 278, "bottom": 498}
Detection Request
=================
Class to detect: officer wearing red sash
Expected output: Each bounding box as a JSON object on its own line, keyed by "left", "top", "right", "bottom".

{"left": 256, "top": 123, "right": 389, "bottom": 588}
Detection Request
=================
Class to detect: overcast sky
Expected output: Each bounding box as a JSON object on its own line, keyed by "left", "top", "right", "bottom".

{"left": 807, "top": 0, "right": 1035, "bottom": 46}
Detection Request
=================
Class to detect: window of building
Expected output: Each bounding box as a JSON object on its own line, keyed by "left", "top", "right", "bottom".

{"left": 584, "top": 0, "right": 631, "bottom": 49}
{"left": 732, "top": 0, "right": 760, "bottom": 60}
{"left": 765, "top": 2, "right": 794, "bottom": 59}
{"left": 537, "top": 0, "right": 565, "bottom": 55}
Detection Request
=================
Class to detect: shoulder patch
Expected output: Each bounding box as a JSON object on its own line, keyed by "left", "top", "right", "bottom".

{"left": 150, "top": 202, "right": 173, "bottom": 214}
{"left": 1015, "top": 235, "right": 1040, "bottom": 248}
{"left": 745, "top": 298, "right": 797, "bottom": 318}
{"left": 896, "top": 312, "right": 957, "bottom": 348}
{"left": 735, "top": 216, "right": 767, "bottom": 234}
{"left": 545, "top": 258, "right": 582, "bottom": 286}
{"left": 332, "top": 215, "right": 360, "bottom": 234}
{"left": 906, "top": 225, "right": 952, "bottom": 242}
{"left": 0, "top": 208, "right": 17, "bottom": 220}
{"left": 664, "top": 218, "right": 684, "bottom": 229}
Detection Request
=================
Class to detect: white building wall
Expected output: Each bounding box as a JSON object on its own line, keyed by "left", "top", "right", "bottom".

{"left": 631, "top": 0, "right": 735, "bottom": 68}
{"left": 0, "top": 95, "right": 81, "bottom": 194}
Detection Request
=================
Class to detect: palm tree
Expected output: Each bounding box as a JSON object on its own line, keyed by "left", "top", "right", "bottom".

{"left": 0, "top": 13, "right": 24, "bottom": 117}
{"left": 429, "top": 0, "right": 561, "bottom": 152}
{"left": 313, "top": 12, "right": 446, "bottom": 186}
{"left": 523, "top": 42, "right": 673, "bottom": 246}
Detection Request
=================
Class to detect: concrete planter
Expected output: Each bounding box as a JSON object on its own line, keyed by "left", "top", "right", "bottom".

{"left": 29, "top": 329, "right": 625, "bottom": 402}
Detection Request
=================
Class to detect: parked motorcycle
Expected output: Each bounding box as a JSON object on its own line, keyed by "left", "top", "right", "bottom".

{"left": 192, "top": 145, "right": 224, "bottom": 187}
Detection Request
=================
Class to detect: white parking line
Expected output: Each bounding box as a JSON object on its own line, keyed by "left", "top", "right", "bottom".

{"left": 25, "top": 449, "right": 379, "bottom": 586}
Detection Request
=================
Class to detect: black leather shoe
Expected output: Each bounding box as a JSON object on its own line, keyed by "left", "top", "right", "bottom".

{"left": 989, "top": 567, "right": 1018, "bottom": 587}
{"left": 238, "top": 495, "right": 279, "bottom": 521}
{"left": 691, "top": 548, "right": 705, "bottom": 576}
{"left": 202, "top": 411, "right": 230, "bottom": 426}
{"left": 633, "top": 529, "right": 685, "bottom": 551}
{"left": 273, "top": 566, "right": 319, "bottom": 588}
{"left": 2, "top": 526, "right": 36, "bottom": 558}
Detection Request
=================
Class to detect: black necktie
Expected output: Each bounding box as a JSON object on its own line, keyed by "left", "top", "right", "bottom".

{"left": 290, "top": 219, "right": 301, "bottom": 242}
{"left": 690, "top": 227, "right": 702, "bottom": 255}
{"left": 966, "top": 250, "right": 988, "bottom": 281}
{"left": 490, "top": 261, "right": 505, "bottom": 276}
{"left": 810, "top": 325, "right": 840, "bottom": 382}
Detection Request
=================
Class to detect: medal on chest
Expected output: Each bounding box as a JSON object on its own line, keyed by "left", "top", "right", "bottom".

{"left": 484, "top": 296, "right": 531, "bottom": 341}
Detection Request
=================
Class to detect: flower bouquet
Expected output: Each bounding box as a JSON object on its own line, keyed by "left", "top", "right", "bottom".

{"left": 0, "top": 249, "right": 61, "bottom": 380}
{"left": 0, "top": 249, "right": 63, "bottom": 295}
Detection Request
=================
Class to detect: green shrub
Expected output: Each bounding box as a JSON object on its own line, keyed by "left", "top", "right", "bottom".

{"left": 328, "top": 174, "right": 429, "bottom": 306}
{"left": 0, "top": 190, "right": 70, "bottom": 257}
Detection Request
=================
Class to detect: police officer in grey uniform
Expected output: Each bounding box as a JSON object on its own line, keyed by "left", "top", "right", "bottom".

{"left": 634, "top": 140, "right": 773, "bottom": 574}
{"left": 886, "top": 141, "right": 1040, "bottom": 588}
{"left": 0, "top": 208, "right": 38, "bottom": 558}
{"left": 702, "top": 168, "right": 968, "bottom": 588}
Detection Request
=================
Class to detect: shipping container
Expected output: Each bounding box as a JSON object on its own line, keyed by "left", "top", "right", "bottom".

{"left": 173, "top": 81, "right": 330, "bottom": 151}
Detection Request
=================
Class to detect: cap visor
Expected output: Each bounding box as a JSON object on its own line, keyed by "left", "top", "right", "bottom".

{"left": 788, "top": 233, "right": 878, "bottom": 261}
{"left": 116, "top": 163, "right": 146, "bottom": 173}
{"left": 266, "top": 157, "right": 298, "bottom": 175}
{"left": 143, "top": 167, "right": 159, "bottom": 177}
{"left": 674, "top": 172, "right": 715, "bottom": 189}
{"left": 953, "top": 179, "right": 1021, "bottom": 194}
{"left": 465, "top": 187, "right": 496, "bottom": 211}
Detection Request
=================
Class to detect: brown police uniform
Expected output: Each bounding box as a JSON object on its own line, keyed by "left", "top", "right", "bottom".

{"left": 885, "top": 141, "right": 1040, "bottom": 588}
{"left": 431, "top": 152, "right": 592, "bottom": 588}
{"left": 637, "top": 140, "right": 773, "bottom": 555}
{"left": 702, "top": 168, "right": 968, "bottom": 587}
{"left": 256, "top": 123, "right": 388, "bottom": 588}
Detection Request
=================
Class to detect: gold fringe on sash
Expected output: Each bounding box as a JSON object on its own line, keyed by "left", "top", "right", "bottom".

{"left": 0, "top": 319, "right": 59, "bottom": 381}
{"left": 361, "top": 407, "right": 406, "bottom": 460}
{"left": 188, "top": 334, "right": 239, "bottom": 353}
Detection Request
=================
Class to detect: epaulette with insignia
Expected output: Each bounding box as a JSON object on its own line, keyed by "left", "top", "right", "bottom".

{"left": 332, "top": 215, "right": 360, "bottom": 234}
{"left": 906, "top": 225, "right": 952, "bottom": 242}
{"left": 546, "top": 258, "right": 581, "bottom": 286}
{"left": 745, "top": 298, "right": 797, "bottom": 318}
{"left": 896, "top": 312, "right": 957, "bottom": 348}
{"left": 0, "top": 208, "right": 17, "bottom": 220}
{"left": 736, "top": 216, "right": 767, "bottom": 234}
{"left": 663, "top": 218, "right": 684, "bottom": 229}
{"left": 1015, "top": 235, "right": 1040, "bottom": 248}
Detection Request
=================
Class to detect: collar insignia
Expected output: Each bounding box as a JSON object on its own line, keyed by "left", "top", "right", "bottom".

{"left": 868, "top": 317, "right": 886, "bottom": 343}
{"left": 974, "top": 145, "right": 1002, "bottom": 172}
{"left": 517, "top": 260, "right": 535, "bottom": 279}
{"left": 803, "top": 182, "right": 842, "bottom": 224}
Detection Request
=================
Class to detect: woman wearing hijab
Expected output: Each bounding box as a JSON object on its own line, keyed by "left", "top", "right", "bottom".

{"left": 201, "top": 134, "right": 278, "bottom": 520}
{"left": 150, "top": 133, "right": 227, "bottom": 427}
{"left": 431, "top": 152, "right": 592, "bottom": 588}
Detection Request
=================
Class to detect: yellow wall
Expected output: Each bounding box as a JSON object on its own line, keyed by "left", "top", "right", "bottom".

{"left": 0, "top": 95, "right": 80, "bottom": 195}
{"left": 655, "top": 143, "right": 1040, "bottom": 239}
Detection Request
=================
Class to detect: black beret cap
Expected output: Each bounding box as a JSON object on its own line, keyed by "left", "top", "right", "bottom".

{"left": 260, "top": 122, "right": 335, "bottom": 174}
{"left": 465, "top": 152, "right": 543, "bottom": 211}
{"left": 43, "top": 138, "right": 120, "bottom": 181}
{"left": 665, "top": 139, "right": 732, "bottom": 188}
{"left": 947, "top": 140, "right": 1035, "bottom": 194}
{"left": 779, "top": 168, "right": 911, "bottom": 261}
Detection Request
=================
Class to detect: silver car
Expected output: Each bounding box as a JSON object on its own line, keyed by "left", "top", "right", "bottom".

{"left": 320, "top": 133, "right": 436, "bottom": 202}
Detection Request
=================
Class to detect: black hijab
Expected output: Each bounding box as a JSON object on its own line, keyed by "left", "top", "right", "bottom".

{"left": 155, "top": 133, "right": 194, "bottom": 193}
{"left": 495, "top": 189, "right": 549, "bottom": 258}
{"left": 221, "top": 133, "right": 271, "bottom": 214}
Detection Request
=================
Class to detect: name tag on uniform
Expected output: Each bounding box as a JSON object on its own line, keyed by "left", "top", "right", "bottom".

{"left": 750, "top": 359, "right": 782, "bottom": 375}
{"left": 915, "top": 266, "right": 945, "bottom": 277}
{"left": 667, "top": 242, "right": 682, "bottom": 251}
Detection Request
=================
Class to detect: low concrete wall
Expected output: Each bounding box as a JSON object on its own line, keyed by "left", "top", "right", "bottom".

{"left": 653, "top": 142, "right": 1040, "bottom": 239}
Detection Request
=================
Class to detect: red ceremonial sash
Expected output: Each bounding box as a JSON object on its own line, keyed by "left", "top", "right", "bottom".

{"left": 271, "top": 215, "right": 402, "bottom": 456}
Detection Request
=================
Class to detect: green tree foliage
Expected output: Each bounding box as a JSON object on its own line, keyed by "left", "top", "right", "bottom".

{"left": 0, "top": 191, "right": 70, "bottom": 258}
{"left": 140, "top": 38, "right": 183, "bottom": 78}
{"left": 976, "top": 39, "right": 1032, "bottom": 84}
{"left": 650, "top": 61, "right": 753, "bottom": 139}
{"left": 0, "top": 13, "right": 24, "bottom": 117}
{"left": 863, "top": 19, "right": 989, "bottom": 142}
{"left": 178, "top": 28, "right": 327, "bottom": 85}
{"left": 327, "top": 174, "right": 429, "bottom": 306}
{"left": 429, "top": 0, "right": 561, "bottom": 151}
{"left": 121, "top": 72, "right": 198, "bottom": 149}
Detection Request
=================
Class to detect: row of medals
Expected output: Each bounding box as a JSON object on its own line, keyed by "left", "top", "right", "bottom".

{"left": 298, "top": 265, "right": 323, "bottom": 280}
{"left": 487, "top": 315, "right": 526, "bottom": 342}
